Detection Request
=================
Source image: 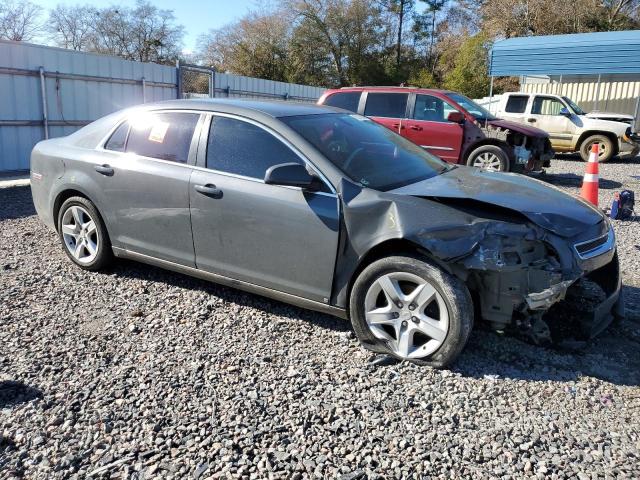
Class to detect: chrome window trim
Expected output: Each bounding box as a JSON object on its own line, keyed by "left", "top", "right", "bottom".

{"left": 97, "top": 108, "right": 206, "bottom": 154}
{"left": 95, "top": 109, "right": 337, "bottom": 198}
{"left": 574, "top": 227, "right": 615, "bottom": 260}
{"left": 203, "top": 111, "right": 337, "bottom": 196}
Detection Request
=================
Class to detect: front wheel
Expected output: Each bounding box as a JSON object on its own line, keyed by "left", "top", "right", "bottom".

{"left": 57, "top": 196, "right": 113, "bottom": 271}
{"left": 579, "top": 134, "right": 614, "bottom": 162}
{"left": 466, "top": 145, "right": 510, "bottom": 172}
{"left": 349, "top": 255, "right": 474, "bottom": 368}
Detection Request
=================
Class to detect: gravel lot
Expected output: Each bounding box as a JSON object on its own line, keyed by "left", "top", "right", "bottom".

{"left": 1, "top": 156, "right": 639, "bottom": 479}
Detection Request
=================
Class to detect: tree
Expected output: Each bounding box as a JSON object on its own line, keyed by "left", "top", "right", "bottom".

{"left": 284, "top": 0, "right": 390, "bottom": 86}
{"left": 198, "top": 11, "right": 290, "bottom": 81}
{"left": 0, "top": 0, "right": 42, "bottom": 41}
{"left": 443, "top": 32, "right": 490, "bottom": 98}
{"left": 481, "top": 0, "right": 639, "bottom": 38}
{"left": 89, "top": 1, "right": 183, "bottom": 64}
{"left": 48, "top": 4, "right": 96, "bottom": 50}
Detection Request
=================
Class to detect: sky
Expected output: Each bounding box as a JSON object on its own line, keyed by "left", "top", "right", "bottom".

{"left": 34, "top": 0, "right": 259, "bottom": 52}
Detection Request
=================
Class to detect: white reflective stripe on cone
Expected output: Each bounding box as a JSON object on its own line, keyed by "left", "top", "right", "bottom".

{"left": 588, "top": 154, "right": 599, "bottom": 163}
{"left": 583, "top": 173, "right": 599, "bottom": 182}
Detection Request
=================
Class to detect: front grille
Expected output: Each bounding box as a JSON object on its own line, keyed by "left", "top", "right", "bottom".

{"left": 574, "top": 228, "right": 615, "bottom": 260}
{"left": 575, "top": 233, "right": 609, "bottom": 255}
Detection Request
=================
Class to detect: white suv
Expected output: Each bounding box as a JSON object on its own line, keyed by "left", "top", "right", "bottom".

{"left": 493, "top": 92, "right": 639, "bottom": 162}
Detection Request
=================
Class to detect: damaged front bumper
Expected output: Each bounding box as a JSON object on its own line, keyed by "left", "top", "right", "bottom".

{"left": 450, "top": 222, "right": 621, "bottom": 342}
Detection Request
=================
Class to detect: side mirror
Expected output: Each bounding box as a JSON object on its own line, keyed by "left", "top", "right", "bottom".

{"left": 559, "top": 107, "right": 571, "bottom": 117}
{"left": 447, "top": 111, "right": 465, "bottom": 124}
{"left": 264, "top": 162, "right": 317, "bottom": 189}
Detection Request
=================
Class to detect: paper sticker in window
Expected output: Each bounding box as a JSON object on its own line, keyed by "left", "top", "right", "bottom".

{"left": 148, "top": 122, "right": 170, "bottom": 143}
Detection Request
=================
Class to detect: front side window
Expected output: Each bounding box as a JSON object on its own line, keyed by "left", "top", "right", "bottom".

{"left": 562, "top": 96, "right": 586, "bottom": 115}
{"left": 206, "top": 116, "right": 302, "bottom": 179}
{"left": 281, "top": 113, "right": 449, "bottom": 192}
{"left": 532, "top": 97, "right": 565, "bottom": 116}
{"left": 364, "top": 93, "right": 408, "bottom": 118}
{"left": 323, "top": 92, "right": 361, "bottom": 113}
{"left": 446, "top": 92, "right": 497, "bottom": 121}
{"left": 413, "top": 95, "right": 458, "bottom": 122}
{"left": 505, "top": 95, "right": 529, "bottom": 114}
{"left": 126, "top": 112, "right": 199, "bottom": 163}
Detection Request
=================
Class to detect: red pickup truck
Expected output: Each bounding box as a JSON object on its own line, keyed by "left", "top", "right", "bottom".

{"left": 318, "top": 86, "right": 554, "bottom": 173}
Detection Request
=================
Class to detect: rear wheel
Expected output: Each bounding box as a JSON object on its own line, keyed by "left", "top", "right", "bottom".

{"left": 349, "top": 255, "right": 474, "bottom": 368}
{"left": 466, "top": 145, "right": 510, "bottom": 172}
{"left": 580, "top": 134, "right": 614, "bottom": 162}
{"left": 57, "top": 196, "right": 112, "bottom": 271}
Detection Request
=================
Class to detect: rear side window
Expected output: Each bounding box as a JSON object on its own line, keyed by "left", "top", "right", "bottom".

{"left": 104, "top": 121, "right": 129, "bottom": 152}
{"left": 207, "top": 116, "right": 301, "bottom": 179}
{"left": 364, "top": 93, "right": 408, "bottom": 118}
{"left": 126, "top": 112, "right": 199, "bottom": 163}
{"left": 505, "top": 95, "right": 529, "bottom": 114}
{"left": 323, "top": 92, "right": 361, "bottom": 113}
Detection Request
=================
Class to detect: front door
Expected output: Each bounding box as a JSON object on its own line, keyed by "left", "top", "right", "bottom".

{"left": 189, "top": 115, "right": 340, "bottom": 303}
{"left": 363, "top": 92, "right": 409, "bottom": 136}
{"left": 404, "top": 94, "right": 464, "bottom": 163}
{"left": 97, "top": 111, "right": 201, "bottom": 266}
{"left": 527, "top": 96, "right": 575, "bottom": 150}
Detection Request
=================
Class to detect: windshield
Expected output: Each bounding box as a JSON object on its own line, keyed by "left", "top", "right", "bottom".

{"left": 446, "top": 92, "right": 497, "bottom": 121}
{"left": 562, "top": 96, "right": 587, "bottom": 115}
{"left": 281, "top": 113, "right": 449, "bottom": 191}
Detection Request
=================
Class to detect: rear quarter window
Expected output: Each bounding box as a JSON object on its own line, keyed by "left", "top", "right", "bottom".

{"left": 323, "top": 92, "right": 361, "bottom": 113}
{"left": 505, "top": 95, "right": 529, "bottom": 114}
{"left": 104, "top": 121, "right": 130, "bottom": 152}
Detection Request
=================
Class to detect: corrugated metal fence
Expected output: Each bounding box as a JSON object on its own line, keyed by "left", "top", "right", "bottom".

{"left": 0, "top": 41, "right": 326, "bottom": 173}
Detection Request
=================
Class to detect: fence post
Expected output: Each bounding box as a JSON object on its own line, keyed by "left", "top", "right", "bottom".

{"left": 594, "top": 74, "right": 601, "bottom": 110}
{"left": 209, "top": 69, "right": 215, "bottom": 98}
{"left": 176, "top": 59, "right": 181, "bottom": 99}
{"left": 142, "top": 77, "right": 146, "bottom": 103}
{"left": 39, "top": 66, "right": 49, "bottom": 140}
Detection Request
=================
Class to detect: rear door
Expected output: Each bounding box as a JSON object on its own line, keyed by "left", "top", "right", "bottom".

{"left": 98, "top": 110, "right": 202, "bottom": 266}
{"left": 363, "top": 92, "right": 409, "bottom": 135}
{"left": 403, "top": 93, "right": 463, "bottom": 163}
{"left": 189, "top": 114, "right": 340, "bottom": 303}
{"left": 527, "top": 96, "right": 575, "bottom": 149}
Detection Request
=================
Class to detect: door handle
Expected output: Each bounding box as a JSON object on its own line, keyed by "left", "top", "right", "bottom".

{"left": 409, "top": 125, "right": 423, "bottom": 131}
{"left": 527, "top": 118, "right": 537, "bottom": 123}
{"left": 94, "top": 164, "right": 114, "bottom": 176}
{"left": 392, "top": 123, "right": 405, "bottom": 129}
{"left": 195, "top": 184, "right": 223, "bottom": 199}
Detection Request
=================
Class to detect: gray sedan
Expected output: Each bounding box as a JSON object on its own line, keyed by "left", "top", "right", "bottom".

{"left": 30, "top": 99, "right": 623, "bottom": 367}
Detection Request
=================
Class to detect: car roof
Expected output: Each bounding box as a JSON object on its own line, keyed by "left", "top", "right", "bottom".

{"left": 329, "top": 86, "right": 453, "bottom": 95}
{"left": 139, "top": 98, "right": 342, "bottom": 118}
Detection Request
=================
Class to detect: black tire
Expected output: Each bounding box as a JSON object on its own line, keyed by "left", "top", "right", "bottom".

{"left": 466, "top": 144, "right": 510, "bottom": 172}
{"left": 57, "top": 196, "right": 113, "bottom": 271}
{"left": 349, "top": 255, "right": 474, "bottom": 368}
{"left": 579, "top": 134, "right": 614, "bottom": 162}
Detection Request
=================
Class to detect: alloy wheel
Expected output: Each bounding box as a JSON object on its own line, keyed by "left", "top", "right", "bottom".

{"left": 61, "top": 205, "right": 99, "bottom": 264}
{"left": 472, "top": 152, "right": 502, "bottom": 171}
{"left": 364, "top": 272, "right": 450, "bottom": 359}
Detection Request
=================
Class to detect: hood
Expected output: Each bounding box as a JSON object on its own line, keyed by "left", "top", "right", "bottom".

{"left": 389, "top": 166, "right": 604, "bottom": 237}
{"left": 487, "top": 118, "right": 549, "bottom": 138}
{"left": 586, "top": 111, "right": 635, "bottom": 122}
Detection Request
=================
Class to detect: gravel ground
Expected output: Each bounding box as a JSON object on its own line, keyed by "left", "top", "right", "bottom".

{"left": 1, "top": 157, "right": 639, "bottom": 479}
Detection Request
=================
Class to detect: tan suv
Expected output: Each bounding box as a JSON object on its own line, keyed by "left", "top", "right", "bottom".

{"left": 493, "top": 92, "right": 639, "bottom": 162}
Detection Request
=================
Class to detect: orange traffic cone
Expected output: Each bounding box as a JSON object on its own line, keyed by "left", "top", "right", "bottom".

{"left": 580, "top": 143, "right": 599, "bottom": 206}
